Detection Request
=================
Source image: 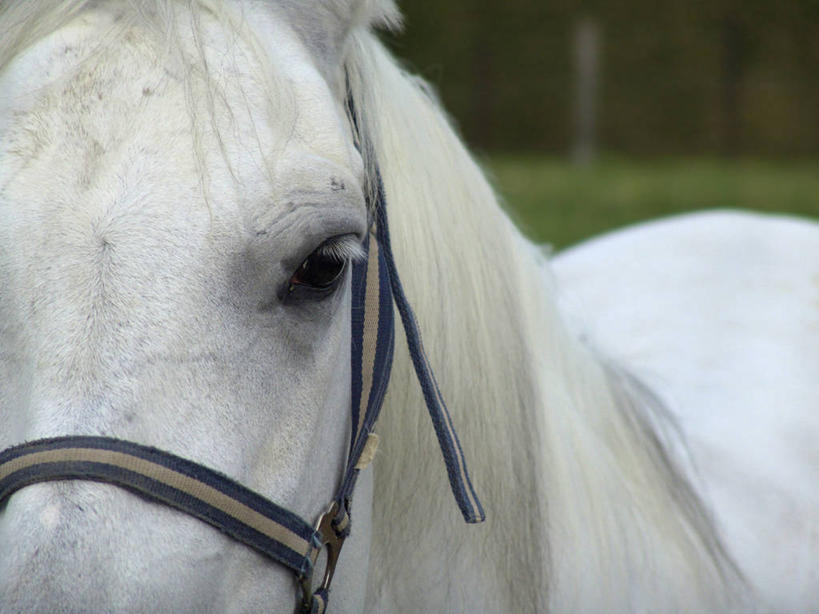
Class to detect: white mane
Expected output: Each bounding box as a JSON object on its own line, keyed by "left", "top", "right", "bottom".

{"left": 343, "top": 28, "right": 754, "bottom": 613}
{"left": 0, "top": 2, "right": 757, "bottom": 611}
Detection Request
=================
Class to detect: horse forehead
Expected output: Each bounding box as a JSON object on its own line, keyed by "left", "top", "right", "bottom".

{"left": 0, "top": 5, "right": 361, "bottom": 216}
{"left": 0, "top": 8, "right": 366, "bottom": 355}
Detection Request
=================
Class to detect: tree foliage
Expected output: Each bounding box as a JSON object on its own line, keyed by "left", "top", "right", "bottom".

{"left": 386, "top": 1, "right": 819, "bottom": 155}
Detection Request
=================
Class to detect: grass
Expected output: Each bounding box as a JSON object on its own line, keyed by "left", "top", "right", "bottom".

{"left": 481, "top": 154, "right": 819, "bottom": 249}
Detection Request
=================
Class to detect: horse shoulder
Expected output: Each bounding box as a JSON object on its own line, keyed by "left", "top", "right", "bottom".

{"left": 551, "top": 209, "right": 819, "bottom": 612}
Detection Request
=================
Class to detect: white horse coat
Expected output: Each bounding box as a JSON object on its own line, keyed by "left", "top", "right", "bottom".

{"left": 553, "top": 211, "right": 819, "bottom": 613}
{"left": 0, "top": 1, "right": 816, "bottom": 612}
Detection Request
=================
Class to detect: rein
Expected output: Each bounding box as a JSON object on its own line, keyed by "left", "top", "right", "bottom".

{"left": 0, "top": 155, "right": 483, "bottom": 612}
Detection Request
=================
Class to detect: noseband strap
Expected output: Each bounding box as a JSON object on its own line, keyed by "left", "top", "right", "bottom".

{"left": 0, "top": 132, "right": 483, "bottom": 614}
{"left": 0, "top": 436, "right": 322, "bottom": 577}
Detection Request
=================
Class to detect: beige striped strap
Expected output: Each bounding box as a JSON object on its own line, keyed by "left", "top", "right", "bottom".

{"left": 0, "top": 437, "right": 321, "bottom": 578}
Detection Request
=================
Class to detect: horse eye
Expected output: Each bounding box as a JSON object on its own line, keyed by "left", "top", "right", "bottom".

{"left": 288, "top": 248, "right": 346, "bottom": 294}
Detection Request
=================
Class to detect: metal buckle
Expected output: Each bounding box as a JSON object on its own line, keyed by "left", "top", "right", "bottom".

{"left": 299, "top": 501, "right": 346, "bottom": 612}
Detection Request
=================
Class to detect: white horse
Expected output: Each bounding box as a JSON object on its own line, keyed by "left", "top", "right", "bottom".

{"left": 0, "top": 1, "right": 816, "bottom": 612}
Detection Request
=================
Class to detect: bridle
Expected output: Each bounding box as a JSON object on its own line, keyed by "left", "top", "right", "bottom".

{"left": 0, "top": 97, "right": 484, "bottom": 613}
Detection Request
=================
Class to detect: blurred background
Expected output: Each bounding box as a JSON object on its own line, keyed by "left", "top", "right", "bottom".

{"left": 385, "top": 1, "right": 819, "bottom": 248}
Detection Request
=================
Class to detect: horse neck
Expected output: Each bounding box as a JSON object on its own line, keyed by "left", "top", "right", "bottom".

{"left": 348, "top": 32, "right": 751, "bottom": 614}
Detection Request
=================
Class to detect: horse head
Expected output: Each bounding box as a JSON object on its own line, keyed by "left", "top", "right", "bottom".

{"left": 0, "top": 2, "right": 401, "bottom": 611}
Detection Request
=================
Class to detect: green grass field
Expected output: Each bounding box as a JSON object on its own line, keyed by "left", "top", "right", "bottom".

{"left": 482, "top": 155, "right": 819, "bottom": 249}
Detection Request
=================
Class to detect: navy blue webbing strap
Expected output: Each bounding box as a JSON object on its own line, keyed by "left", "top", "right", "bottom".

{"left": 336, "top": 179, "right": 485, "bottom": 525}
{"left": 309, "top": 588, "right": 329, "bottom": 614}
{"left": 370, "top": 173, "right": 485, "bottom": 524}
{"left": 337, "top": 232, "right": 395, "bottom": 508}
{"left": 342, "top": 81, "right": 484, "bottom": 525}
{"left": 0, "top": 436, "right": 321, "bottom": 578}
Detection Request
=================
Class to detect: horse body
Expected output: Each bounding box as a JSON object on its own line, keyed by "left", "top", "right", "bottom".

{"left": 553, "top": 211, "right": 819, "bottom": 612}
{"left": 0, "top": 2, "right": 815, "bottom": 612}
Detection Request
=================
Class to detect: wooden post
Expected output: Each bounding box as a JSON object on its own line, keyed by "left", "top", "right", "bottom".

{"left": 720, "top": 14, "right": 746, "bottom": 156}
{"left": 573, "top": 18, "right": 599, "bottom": 165}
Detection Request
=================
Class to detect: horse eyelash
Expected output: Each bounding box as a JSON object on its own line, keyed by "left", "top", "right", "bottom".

{"left": 316, "top": 235, "right": 366, "bottom": 263}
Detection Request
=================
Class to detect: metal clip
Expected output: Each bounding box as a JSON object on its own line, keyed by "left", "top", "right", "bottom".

{"left": 299, "top": 501, "right": 346, "bottom": 612}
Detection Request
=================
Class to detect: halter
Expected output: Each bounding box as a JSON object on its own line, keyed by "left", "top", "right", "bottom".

{"left": 0, "top": 146, "right": 484, "bottom": 613}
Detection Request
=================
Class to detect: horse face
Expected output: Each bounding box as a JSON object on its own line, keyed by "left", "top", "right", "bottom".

{"left": 0, "top": 4, "right": 368, "bottom": 611}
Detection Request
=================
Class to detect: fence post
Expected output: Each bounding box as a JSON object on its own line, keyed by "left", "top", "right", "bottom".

{"left": 573, "top": 18, "right": 599, "bottom": 165}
